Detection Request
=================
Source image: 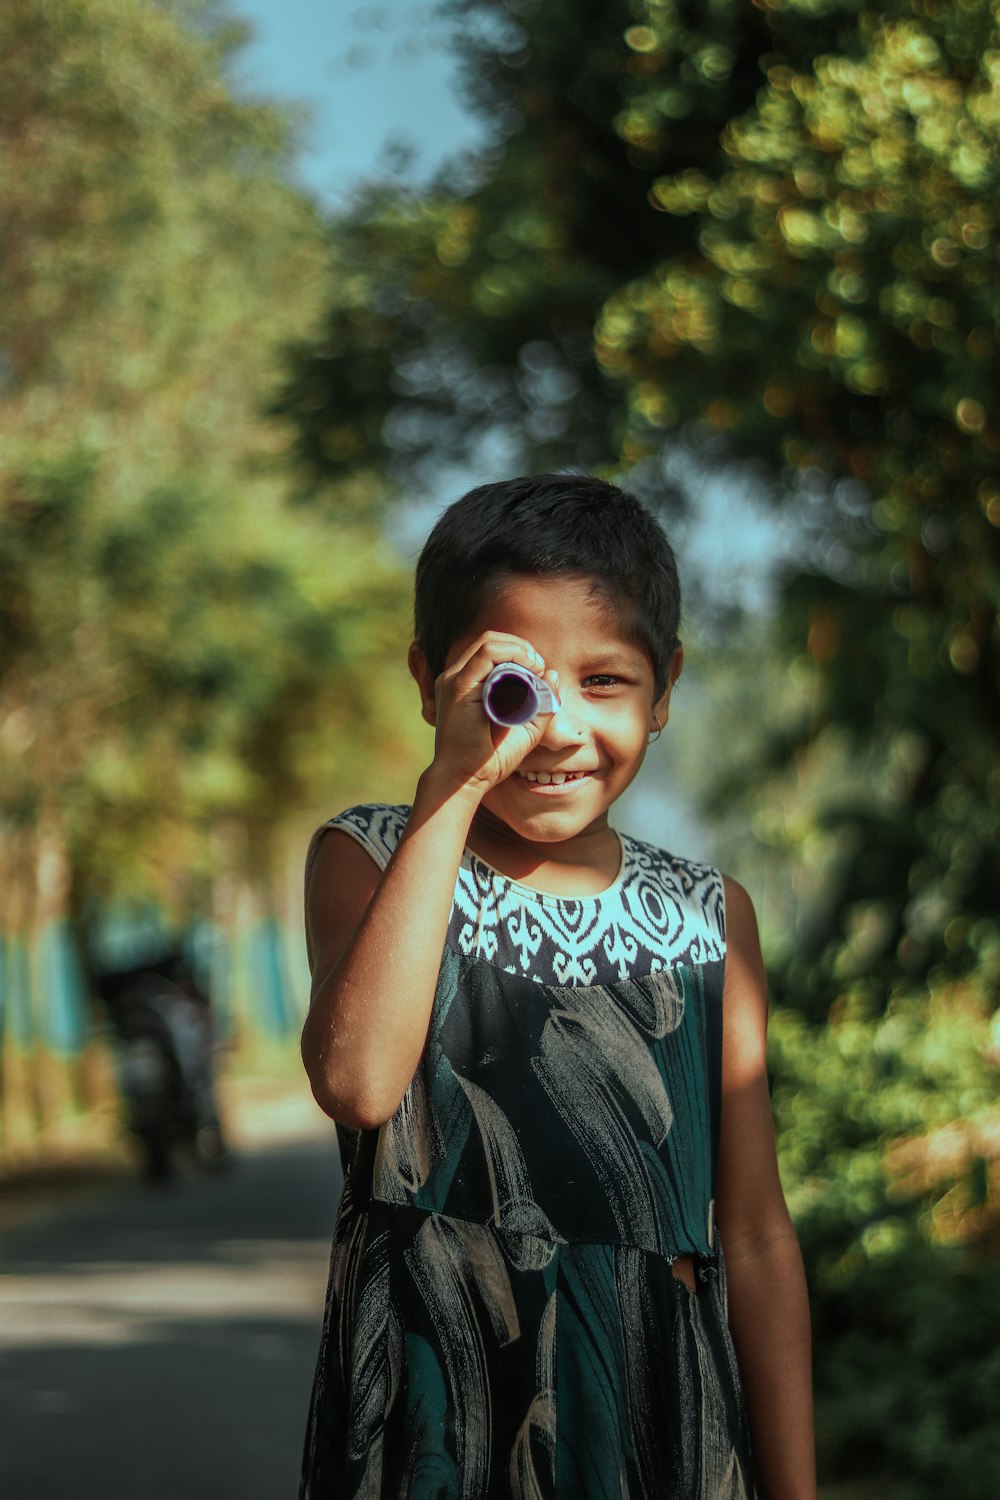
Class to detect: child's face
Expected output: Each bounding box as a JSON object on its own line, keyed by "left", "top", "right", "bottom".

{"left": 444, "top": 573, "right": 679, "bottom": 849}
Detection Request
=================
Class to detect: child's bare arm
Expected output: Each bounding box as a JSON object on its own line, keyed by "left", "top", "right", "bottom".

{"left": 716, "top": 876, "right": 817, "bottom": 1500}
{"left": 301, "top": 631, "right": 556, "bottom": 1129}
{"left": 302, "top": 785, "right": 475, "bottom": 1127}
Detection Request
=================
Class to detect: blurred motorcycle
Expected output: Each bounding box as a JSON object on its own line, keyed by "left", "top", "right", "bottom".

{"left": 96, "top": 951, "right": 229, "bottom": 1182}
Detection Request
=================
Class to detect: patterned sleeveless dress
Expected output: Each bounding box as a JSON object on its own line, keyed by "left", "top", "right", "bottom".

{"left": 301, "top": 804, "right": 755, "bottom": 1500}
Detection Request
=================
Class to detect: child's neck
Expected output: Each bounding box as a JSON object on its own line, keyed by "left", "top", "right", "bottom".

{"left": 465, "top": 810, "right": 623, "bottom": 898}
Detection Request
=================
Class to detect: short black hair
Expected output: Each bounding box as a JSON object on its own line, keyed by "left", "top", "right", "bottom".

{"left": 414, "top": 474, "right": 681, "bottom": 695}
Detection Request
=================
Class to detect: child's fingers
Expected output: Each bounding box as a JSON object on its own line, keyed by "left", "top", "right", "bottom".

{"left": 443, "top": 633, "right": 545, "bottom": 693}
{"left": 428, "top": 635, "right": 556, "bottom": 791}
{"left": 462, "top": 634, "right": 544, "bottom": 678}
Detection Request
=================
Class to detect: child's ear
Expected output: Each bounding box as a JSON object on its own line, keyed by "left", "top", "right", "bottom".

{"left": 408, "top": 642, "right": 438, "bottom": 727}
{"left": 652, "top": 644, "right": 684, "bottom": 730}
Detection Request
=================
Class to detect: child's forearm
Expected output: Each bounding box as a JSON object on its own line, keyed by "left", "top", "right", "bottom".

{"left": 723, "top": 1224, "right": 816, "bottom": 1500}
{"left": 303, "top": 630, "right": 558, "bottom": 1127}
{"left": 301, "top": 771, "right": 479, "bottom": 1128}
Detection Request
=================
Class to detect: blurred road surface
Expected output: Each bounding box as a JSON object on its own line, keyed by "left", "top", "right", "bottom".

{"left": 0, "top": 1120, "right": 342, "bottom": 1500}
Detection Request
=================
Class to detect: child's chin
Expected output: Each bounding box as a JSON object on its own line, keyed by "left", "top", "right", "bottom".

{"left": 499, "top": 800, "right": 609, "bottom": 839}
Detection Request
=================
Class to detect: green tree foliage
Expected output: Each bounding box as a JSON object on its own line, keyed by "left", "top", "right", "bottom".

{"left": 277, "top": 2, "right": 1000, "bottom": 1491}
{"left": 276, "top": 0, "right": 782, "bottom": 480}
{"left": 280, "top": 0, "right": 1000, "bottom": 1000}
{"left": 769, "top": 988, "right": 1000, "bottom": 1497}
{"left": 596, "top": 8, "right": 1000, "bottom": 1486}
{"left": 0, "top": 0, "right": 418, "bottom": 920}
{"left": 597, "top": 0, "right": 1000, "bottom": 1009}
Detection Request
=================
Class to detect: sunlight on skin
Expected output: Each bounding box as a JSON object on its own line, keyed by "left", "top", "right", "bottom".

{"left": 412, "top": 574, "right": 681, "bottom": 896}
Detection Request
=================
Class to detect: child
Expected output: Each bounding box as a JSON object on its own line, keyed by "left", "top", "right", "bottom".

{"left": 300, "top": 475, "right": 815, "bottom": 1500}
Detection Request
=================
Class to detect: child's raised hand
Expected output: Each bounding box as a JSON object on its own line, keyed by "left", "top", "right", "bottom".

{"left": 424, "top": 632, "right": 559, "bottom": 802}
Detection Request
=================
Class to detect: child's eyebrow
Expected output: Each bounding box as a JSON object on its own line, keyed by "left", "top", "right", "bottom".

{"left": 579, "top": 651, "right": 646, "bottom": 673}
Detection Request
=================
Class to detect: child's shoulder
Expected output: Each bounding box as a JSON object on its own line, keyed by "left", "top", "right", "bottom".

{"left": 307, "top": 802, "right": 409, "bottom": 876}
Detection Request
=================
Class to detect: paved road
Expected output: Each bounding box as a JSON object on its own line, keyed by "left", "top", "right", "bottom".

{"left": 0, "top": 1130, "right": 342, "bottom": 1500}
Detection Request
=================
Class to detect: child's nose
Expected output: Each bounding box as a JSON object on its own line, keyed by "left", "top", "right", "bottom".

{"left": 540, "top": 704, "right": 586, "bottom": 747}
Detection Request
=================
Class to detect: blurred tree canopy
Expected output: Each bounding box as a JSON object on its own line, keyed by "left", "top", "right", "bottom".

{"left": 276, "top": 1, "right": 1000, "bottom": 1492}
{"left": 0, "top": 0, "right": 995, "bottom": 1484}
{"left": 278, "top": 0, "right": 1000, "bottom": 1006}
{"left": 274, "top": 0, "right": 730, "bottom": 480}
{"left": 0, "top": 0, "right": 420, "bottom": 928}
{"left": 597, "top": 0, "right": 1000, "bottom": 1009}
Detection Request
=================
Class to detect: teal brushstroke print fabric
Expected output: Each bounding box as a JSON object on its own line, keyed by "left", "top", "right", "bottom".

{"left": 301, "top": 805, "right": 756, "bottom": 1500}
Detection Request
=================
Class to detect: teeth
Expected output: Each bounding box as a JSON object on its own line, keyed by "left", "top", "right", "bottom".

{"left": 520, "top": 770, "right": 583, "bottom": 784}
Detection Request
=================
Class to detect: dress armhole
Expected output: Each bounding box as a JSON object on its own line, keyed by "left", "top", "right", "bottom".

{"left": 305, "top": 804, "right": 407, "bottom": 885}
{"left": 302, "top": 810, "right": 404, "bottom": 972}
{"left": 303, "top": 806, "right": 404, "bottom": 970}
{"left": 304, "top": 817, "right": 389, "bottom": 887}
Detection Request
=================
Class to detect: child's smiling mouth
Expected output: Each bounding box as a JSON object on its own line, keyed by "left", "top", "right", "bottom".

{"left": 516, "top": 769, "right": 591, "bottom": 787}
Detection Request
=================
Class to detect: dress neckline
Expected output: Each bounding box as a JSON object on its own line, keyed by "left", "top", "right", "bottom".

{"left": 460, "top": 830, "right": 627, "bottom": 905}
